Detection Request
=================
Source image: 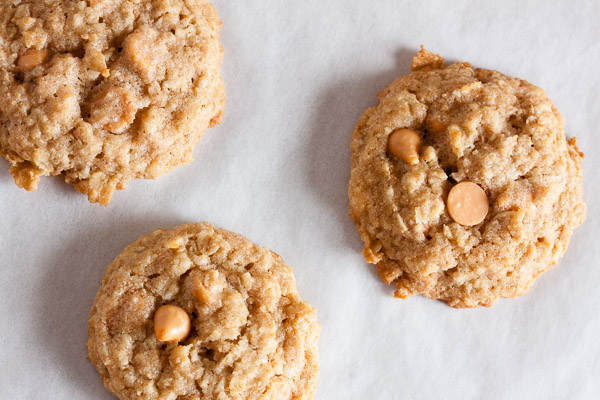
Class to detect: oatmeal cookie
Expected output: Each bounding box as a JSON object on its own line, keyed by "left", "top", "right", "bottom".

{"left": 349, "top": 47, "right": 585, "bottom": 308}
{"left": 0, "top": 0, "right": 225, "bottom": 205}
{"left": 87, "top": 223, "right": 320, "bottom": 399}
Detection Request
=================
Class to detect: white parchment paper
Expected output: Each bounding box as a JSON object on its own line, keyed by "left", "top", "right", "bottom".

{"left": 1, "top": 1, "right": 599, "bottom": 399}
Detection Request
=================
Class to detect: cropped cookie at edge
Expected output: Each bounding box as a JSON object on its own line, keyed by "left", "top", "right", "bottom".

{"left": 87, "top": 222, "right": 320, "bottom": 400}
{"left": 349, "top": 47, "right": 585, "bottom": 308}
{"left": 0, "top": 0, "right": 225, "bottom": 205}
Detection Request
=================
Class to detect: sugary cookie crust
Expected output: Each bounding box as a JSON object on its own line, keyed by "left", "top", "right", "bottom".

{"left": 88, "top": 223, "right": 320, "bottom": 400}
{"left": 349, "top": 48, "right": 585, "bottom": 308}
{"left": 0, "top": 0, "right": 225, "bottom": 205}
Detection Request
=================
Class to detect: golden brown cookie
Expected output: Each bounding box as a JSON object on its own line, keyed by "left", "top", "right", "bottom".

{"left": 349, "top": 47, "right": 585, "bottom": 308}
{"left": 87, "top": 223, "right": 320, "bottom": 399}
{"left": 0, "top": 0, "right": 225, "bottom": 205}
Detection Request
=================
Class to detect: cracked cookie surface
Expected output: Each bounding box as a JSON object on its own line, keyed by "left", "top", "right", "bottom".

{"left": 87, "top": 222, "right": 320, "bottom": 400}
{"left": 349, "top": 48, "right": 585, "bottom": 308}
{"left": 0, "top": 0, "right": 225, "bottom": 204}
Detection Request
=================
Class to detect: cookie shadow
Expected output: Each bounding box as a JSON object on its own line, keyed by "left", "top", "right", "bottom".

{"left": 0, "top": 157, "right": 95, "bottom": 202}
{"left": 303, "top": 47, "right": 416, "bottom": 286}
{"left": 32, "top": 215, "right": 189, "bottom": 398}
{"left": 0, "top": 159, "right": 11, "bottom": 186}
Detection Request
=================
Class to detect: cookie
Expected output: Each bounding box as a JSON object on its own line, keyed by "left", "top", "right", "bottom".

{"left": 0, "top": 0, "right": 225, "bottom": 205}
{"left": 348, "top": 47, "right": 585, "bottom": 308}
{"left": 87, "top": 223, "right": 320, "bottom": 399}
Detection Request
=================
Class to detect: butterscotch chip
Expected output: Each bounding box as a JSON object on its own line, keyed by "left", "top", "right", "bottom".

{"left": 17, "top": 48, "right": 47, "bottom": 71}
{"left": 349, "top": 48, "right": 586, "bottom": 308}
{"left": 89, "top": 86, "right": 138, "bottom": 134}
{"left": 388, "top": 128, "right": 421, "bottom": 165}
{"left": 88, "top": 222, "right": 320, "bottom": 400}
{"left": 154, "top": 305, "right": 191, "bottom": 342}
{"left": 0, "top": 0, "right": 225, "bottom": 205}
{"left": 446, "top": 181, "right": 489, "bottom": 226}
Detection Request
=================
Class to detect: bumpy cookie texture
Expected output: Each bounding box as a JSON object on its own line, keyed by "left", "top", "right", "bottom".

{"left": 87, "top": 223, "right": 320, "bottom": 400}
{"left": 349, "top": 47, "right": 585, "bottom": 308}
{"left": 0, "top": 0, "right": 225, "bottom": 205}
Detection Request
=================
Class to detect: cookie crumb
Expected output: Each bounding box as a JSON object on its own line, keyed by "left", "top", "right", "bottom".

{"left": 411, "top": 45, "right": 445, "bottom": 71}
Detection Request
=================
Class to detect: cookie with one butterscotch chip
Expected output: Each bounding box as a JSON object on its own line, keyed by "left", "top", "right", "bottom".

{"left": 0, "top": 0, "right": 225, "bottom": 205}
{"left": 87, "top": 223, "right": 320, "bottom": 400}
{"left": 349, "top": 47, "right": 585, "bottom": 308}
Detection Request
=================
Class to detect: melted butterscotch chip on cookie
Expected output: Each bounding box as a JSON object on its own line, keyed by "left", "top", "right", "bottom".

{"left": 349, "top": 48, "right": 585, "bottom": 308}
{"left": 123, "top": 26, "right": 169, "bottom": 82}
{"left": 17, "top": 48, "right": 47, "bottom": 71}
{"left": 0, "top": 0, "right": 226, "bottom": 205}
{"left": 89, "top": 86, "right": 139, "bottom": 134}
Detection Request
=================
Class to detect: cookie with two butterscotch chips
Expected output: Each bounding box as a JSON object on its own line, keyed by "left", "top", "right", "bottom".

{"left": 349, "top": 47, "right": 585, "bottom": 308}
